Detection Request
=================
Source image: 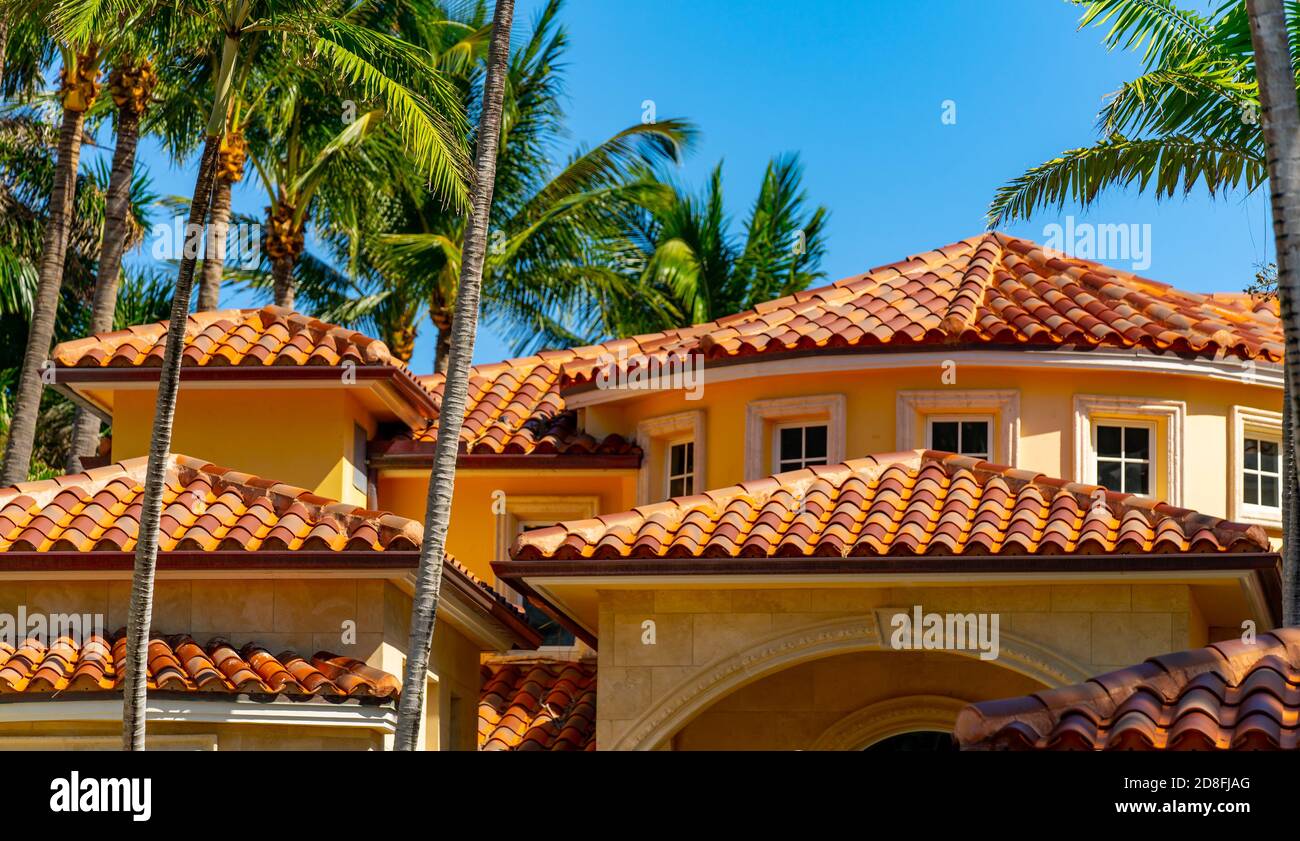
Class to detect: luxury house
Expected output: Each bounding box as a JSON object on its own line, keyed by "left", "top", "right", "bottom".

{"left": 0, "top": 231, "right": 1285, "bottom": 750}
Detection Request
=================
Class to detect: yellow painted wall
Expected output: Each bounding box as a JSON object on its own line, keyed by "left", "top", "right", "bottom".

{"left": 111, "top": 386, "right": 376, "bottom": 507}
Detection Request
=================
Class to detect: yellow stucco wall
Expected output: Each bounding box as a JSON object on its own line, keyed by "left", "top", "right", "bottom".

{"left": 110, "top": 386, "right": 375, "bottom": 507}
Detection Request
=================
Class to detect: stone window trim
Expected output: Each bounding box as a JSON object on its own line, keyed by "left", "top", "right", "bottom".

{"left": 493, "top": 495, "right": 602, "bottom": 603}
{"left": 1229, "top": 405, "right": 1283, "bottom": 527}
{"left": 636, "top": 410, "right": 705, "bottom": 504}
{"left": 744, "top": 394, "right": 846, "bottom": 480}
{"left": 1073, "top": 394, "right": 1185, "bottom": 507}
{"left": 896, "top": 389, "right": 1020, "bottom": 466}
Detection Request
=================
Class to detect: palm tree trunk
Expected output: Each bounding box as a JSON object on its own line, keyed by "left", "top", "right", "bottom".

{"left": 272, "top": 255, "right": 296, "bottom": 308}
{"left": 394, "top": 0, "right": 514, "bottom": 750}
{"left": 0, "top": 103, "right": 88, "bottom": 485}
{"left": 1249, "top": 0, "right": 1300, "bottom": 627}
{"left": 0, "top": 17, "right": 9, "bottom": 95}
{"left": 434, "top": 322, "right": 450, "bottom": 374}
{"left": 1286, "top": 380, "right": 1298, "bottom": 621}
{"left": 121, "top": 23, "right": 244, "bottom": 750}
{"left": 197, "top": 176, "right": 233, "bottom": 311}
{"left": 68, "top": 101, "right": 145, "bottom": 473}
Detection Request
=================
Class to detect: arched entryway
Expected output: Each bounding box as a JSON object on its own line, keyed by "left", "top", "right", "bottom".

{"left": 611, "top": 615, "right": 1089, "bottom": 751}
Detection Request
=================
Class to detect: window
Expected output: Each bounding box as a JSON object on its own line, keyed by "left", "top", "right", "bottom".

{"left": 1093, "top": 423, "right": 1151, "bottom": 495}
{"left": 926, "top": 417, "right": 991, "bottom": 459}
{"left": 1230, "top": 405, "right": 1282, "bottom": 525}
{"left": 667, "top": 440, "right": 695, "bottom": 497}
{"left": 775, "top": 423, "right": 828, "bottom": 471}
{"left": 1243, "top": 436, "right": 1281, "bottom": 510}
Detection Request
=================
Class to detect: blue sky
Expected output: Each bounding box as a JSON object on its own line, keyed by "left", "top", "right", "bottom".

{"left": 114, "top": 0, "right": 1272, "bottom": 373}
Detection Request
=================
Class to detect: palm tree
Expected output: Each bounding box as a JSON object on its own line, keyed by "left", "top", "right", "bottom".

{"left": 1247, "top": 0, "right": 1300, "bottom": 627}
{"left": 395, "top": 0, "right": 513, "bottom": 752}
{"left": 0, "top": 27, "right": 102, "bottom": 486}
{"left": 990, "top": 0, "right": 1298, "bottom": 625}
{"left": 41, "top": 0, "right": 474, "bottom": 750}
{"left": 579, "top": 155, "right": 828, "bottom": 343}
{"left": 297, "top": 0, "right": 693, "bottom": 370}
{"left": 65, "top": 54, "right": 158, "bottom": 471}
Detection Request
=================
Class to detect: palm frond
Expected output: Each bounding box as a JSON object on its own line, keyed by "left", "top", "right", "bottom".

{"left": 988, "top": 133, "right": 1266, "bottom": 226}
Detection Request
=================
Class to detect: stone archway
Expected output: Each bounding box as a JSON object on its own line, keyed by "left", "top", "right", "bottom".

{"left": 610, "top": 613, "right": 1090, "bottom": 751}
{"left": 809, "top": 695, "right": 969, "bottom": 750}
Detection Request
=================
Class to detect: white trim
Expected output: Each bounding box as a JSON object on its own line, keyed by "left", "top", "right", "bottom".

{"left": 897, "top": 389, "right": 1020, "bottom": 466}
{"left": 635, "top": 410, "right": 705, "bottom": 504}
{"left": 1230, "top": 405, "right": 1284, "bottom": 527}
{"left": 1073, "top": 394, "right": 1185, "bottom": 506}
{"left": 745, "top": 394, "right": 846, "bottom": 480}
{"left": 0, "top": 697, "right": 397, "bottom": 731}
{"left": 665, "top": 437, "right": 696, "bottom": 498}
{"left": 771, "top": 419, "right": 831, "bottom": 472}
{"left": 0, "top": 734, "right": 218, "bottom": 751}
{"left": 1091, "top": 417, "right": 1156, "bottom": 496}
{"left": 565, "top": 349, "right": 1281, "bottom": 409}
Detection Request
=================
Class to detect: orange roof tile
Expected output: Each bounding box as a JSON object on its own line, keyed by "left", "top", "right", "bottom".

{"left": 956, "top": 628, "right": 1300, "bottom": 750}
{"left": 478, "top": 658, "right": 596, "bottom": 751}
{"left": 0, "top": 454, "right": 422, "bottom": 554}
{"left": 563, "top": 233, "right": 1283, "bottom": 388}
{"left": 0, "top": 629, "right": 399, "bottom": 698}
{"left": 54, "top": 306, "right": 400, "bottom": 369}
{"left": 509, "top": 451, "right": 1272, "bottom": 562}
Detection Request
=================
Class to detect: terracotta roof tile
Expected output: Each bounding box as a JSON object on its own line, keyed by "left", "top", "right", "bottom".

{"left": 957, "top": 628, "right": 1300, "bottom": 750}
{"left": 0, "top": 629, "right": 399, "bottom": 699}
{"left": 478, "top": 658, "right": 596, "bottom": 751}
{"left": 511, "top": 451, "right": 1272, "bottom": 562}
{"left": 0, "top": 454, "right": 422, "bottom": 554}
{"left": 54, "top": 306, "right": 401, "bottom": 370}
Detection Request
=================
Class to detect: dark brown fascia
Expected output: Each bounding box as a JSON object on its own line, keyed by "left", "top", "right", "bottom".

{"left": 370, "top": 450, "right": 641, "bottom": 471}
{"left": 495, "top": 551, "right": 1284, "bottom": 632}
{"left": 53, "top": 365, "right": 440, "bottom": 427}
{"left": 441, "top": 562, "right": 543, "bottom": 649}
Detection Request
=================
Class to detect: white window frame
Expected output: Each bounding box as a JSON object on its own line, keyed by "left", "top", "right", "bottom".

{"left": 1073, "top": 395, "right": 1185, "bottom": 506}
{"left": 1090, "top": 418, "right": 1156, "bottom": 497}
{"left": 745, "top": 394, "right": 846, "bottom": 480}
{"left": 772, "top": 420, "right": 831, "bottom": 472}
{"left": 896, "top": 390, "right": 1020, "bottom": 466}
{"left": 635, "top": 410, "right": 705, "bottom": 504}
{"left": 924, "top": 413, "right": 994, "bottom": 459}
{"left": 493, "top": 495, "right": 601, "bottom": 603}
{"left": 665, "top": 437, "right": 696, "bottom": 498}
{"left": 1230, "top": 405, "right": 1283, "bottom": 526}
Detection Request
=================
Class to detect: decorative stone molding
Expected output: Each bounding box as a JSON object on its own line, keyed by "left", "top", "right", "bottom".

{"left": 744, "top": 394, "right": 846, "bottom": 480}
{"left": 1228, "top": 404, "right": 1283, "bottom": 527}
{"left": 896, "top": 389, "right": 1020, "bottom": 465}
{"left": 810, "top": 695, "right": 970, "bottom": 750}
{"left": 609, "top": 614, "right": 1092, "bottom": 750}
{"left": 1072, "top": 394, "right": 1185, "bottom": 505}
{"left": 635, "top": 410, "right": 705, "bottom": 504}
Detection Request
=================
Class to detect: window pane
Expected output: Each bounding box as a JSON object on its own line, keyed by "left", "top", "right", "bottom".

{"left": 780, "top": 426, "right": 803, "bottom": 462}
{"left": 683, "top": 442, "right": 694, "bottom": 475}
{"left": 1262, "top": 474, "right": 1279, "bottom": 508}
{"left": 1097, "top": 425, "right": 1123, "bottom": 457}
{"left": 1123, "top": 426, "right": 1149, "bottom": 460}
{"left": 670, "top": 443, "right": 686, "bottom": 476}
{"left": 1098, "top": 460, "right": 1122, "bottom": 491}
{"left": 804, "top": 425, "right": 827, "bottom": 459}
{"left": 1245, "top": 438, "right": 1259, "bottom": 471}
{"left": 1244, "top": 471, "right": 1259, "bottom": 505}
{"left": 961, "top": 421, "right": 989, "bottom": 458}
{"left": 1261, "top": 440, "right": 1279, "bottom": 473}
{"left": 669, "top": 476, "right": 687, "bottom": 497}
{"left": 778, "top": 459, "right": 802, "bottom": 472}
{"left": 1124, "top": 462, "right": 1149, "bottom": 495}
{"left": 931, "top": 421, "right": 959, "bottom": 452}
